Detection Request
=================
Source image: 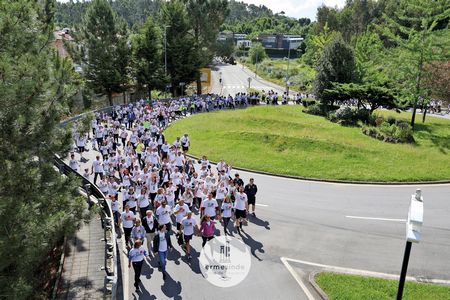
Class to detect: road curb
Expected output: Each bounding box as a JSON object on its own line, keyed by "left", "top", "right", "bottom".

{"left": 308, "top": 271, "right": 329, "bottom": 300}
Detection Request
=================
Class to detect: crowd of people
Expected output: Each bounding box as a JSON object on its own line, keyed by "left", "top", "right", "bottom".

{"left": 69, "top": 95, "right": 259, "bottom": 292}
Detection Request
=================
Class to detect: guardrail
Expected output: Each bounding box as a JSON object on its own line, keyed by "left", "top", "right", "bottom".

{"left": 52, "top": 154, "right": 118, "bottom": 299}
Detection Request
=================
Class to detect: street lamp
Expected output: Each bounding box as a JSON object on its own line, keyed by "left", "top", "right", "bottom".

{"left": 286, "top": 37, "right": 291, "bottom": 96}
{"left": 397, "top": 189, "right": 423, "bottom": 300}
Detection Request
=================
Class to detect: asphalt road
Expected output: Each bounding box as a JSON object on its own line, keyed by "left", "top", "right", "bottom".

{"left": 211, "top": 62, "right": 286, "bottom": 96}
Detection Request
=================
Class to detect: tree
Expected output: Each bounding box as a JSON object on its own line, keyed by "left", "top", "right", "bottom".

{"left": 0, "top": 0, "right": 87, "bottom": 298}
{"left": 160, "top": 0, "right": 201, "bottom": 96}
{"left": 323, "top": 83, "right": 398, "bottom": 113}
{"left": 215, "top": 38, "right": 235, "bottom": 61}
{"left": 82, "top": 0, "right": 130, "bottom": 106}
{"left": 378, "top": 0, "right": 450, "bottom": 128}
{"left": 314, "top": 34, "right": 356, "bottom": 107}
{"left": 131, "top": 16, "right": 164, "bottom": 99}
{"left": 302, "top": 23, "right": 339, "bottom": 66}
{"left": 185, "top": 0, "right": 229, "bottom": 94}
{"left": 248, "top": 42, "right": 267, "bottom": 64}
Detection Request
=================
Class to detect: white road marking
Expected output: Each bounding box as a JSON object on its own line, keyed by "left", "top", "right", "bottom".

{"left": 281, "top": 257, "right": 450, "bottom": 286}
{"left": 256, "top": 203, "right": 269, "bottom": 207}
{"left": 346, "top": 216, "right": 406, "bottom": 222}
{"left": 280, "top": 257, "right": 315, "bottom": 300}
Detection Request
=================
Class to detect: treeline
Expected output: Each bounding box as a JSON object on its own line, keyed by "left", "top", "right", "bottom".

{"left": 68, "top": 0, "right": 228, "bottom": 105}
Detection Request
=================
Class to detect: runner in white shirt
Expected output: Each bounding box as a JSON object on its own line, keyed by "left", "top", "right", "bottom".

{"left": 180, "top": 211, "right": 198, "bottom": 259}
{"left": 221, "top": 196, "right": 233, "bottom": 235}
{"left": 69, "top": 154, "right": 79, "bottom": 171}
{"left": 234, "top": 186, "right": 248, "bottom": 234}
{"left": 120, "top": 205, "right": 135, "bottom": 248}
{"left": 200, "top": 192, "right": 219, "bottom": 219}
{"left": 91, "top": 155, "right": 104, "bottom": 184}
{"left": 156, "top": 201, "right": 172, "bottom": 232}
{"left": 174, "top": 199, "right": 190, "bottom": 234}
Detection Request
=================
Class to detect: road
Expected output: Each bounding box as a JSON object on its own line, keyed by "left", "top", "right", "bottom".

{"left": 210, "top": 62, "right": 286, "bottom": 96}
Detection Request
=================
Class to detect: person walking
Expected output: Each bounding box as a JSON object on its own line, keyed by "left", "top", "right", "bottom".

{"left": 131, "top": 218, "right": 146, "bottom": 246}
{"left": 244, "top": 178, "right": 258, "bottom": 216}
{"left": 143, "top": 210, "right": 158, "bottom": 258}
{"left": 234, "top": 186, "right": 248, "bottom": 234}
{"left": 152, "top": 224, "right": 173, "bottom": 280}
{"left": 120, "top": 205, "right": 135, "bottom": 248}
{"left": 199, "top": 215, "right": 216, "bottom": 247}
{"left": 128, "top": 239, "right": 150, "bottom": 292}
{"left": 221, "top": 196, "right": 233, "bottom": 235}
{"left": 181, "top": 211, "right": 198, "bottom": 259}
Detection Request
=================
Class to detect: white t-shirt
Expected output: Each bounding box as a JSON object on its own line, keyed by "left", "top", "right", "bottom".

{"left": 158, "top": 232, "right": 168, "bottom": 252}
{"left": 156, "top": 205, "right": 172, "bottom": 225}
{"left": 128, "top": 246, "right": 147, "bottom": 262}
{"left": 138, "top": 194, "right": 150, "bottom": 208}
{"left": 201, "top": 198, "right": 218, "bottom": 217}
{"left": 69, "top": 159, "right": 78, "bottom": 171}
{"left": 234, "top": 192, "right": 248, "bottom": 210}
{"left": 174, "top": 204, "right": 190, "bottom": 223}
{"left": 216, "top": 186, "right": 227, "bottom": 200}
{"left": 221, "top": 202, "right": 233, "bottom": 218}
{"left": 92, "top": 160, "right": 104, "bottom": 173}
{"left": 121, "top": 211, "right": 135, "bottom": 228}
{"left": 181, "top": 217, "right": 197, "bottom": 236}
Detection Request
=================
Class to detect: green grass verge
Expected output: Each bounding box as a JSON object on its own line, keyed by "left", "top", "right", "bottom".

{"left": 165, "top": 106, "right": 450, "bottom": 182}
{"left": 315, "top": 272, "right": 450, "bottom": 300}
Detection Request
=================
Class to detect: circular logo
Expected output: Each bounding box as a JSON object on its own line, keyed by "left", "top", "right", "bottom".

{"left": 199, "top": 236, "right": 251, "bottom": 287}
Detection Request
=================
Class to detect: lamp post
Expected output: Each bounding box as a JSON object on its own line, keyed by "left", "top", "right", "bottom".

{"left": 397, "top": 189, "right": 423, "bottom": 300}
{"left": 286, "top": 37, "right": 291, "bottom": 96}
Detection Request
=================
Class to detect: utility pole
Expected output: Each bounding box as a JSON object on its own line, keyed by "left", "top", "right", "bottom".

{"left": 255, "top": 50, "right": 258, "bottom": 78}
{"left": 286, "top": 37, "right": 291, "bottom": 96}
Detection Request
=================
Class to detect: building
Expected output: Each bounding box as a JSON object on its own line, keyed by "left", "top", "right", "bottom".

{"left": 255, "top": 33, "right": 303, "bottom": 50}
{"left": 53, "top": 28, "right": 74, "bottom": 58}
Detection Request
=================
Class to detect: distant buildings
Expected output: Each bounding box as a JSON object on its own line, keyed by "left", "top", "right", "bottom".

{"left": 53, "top": 28, "right": 74, "bottom": 58}
{"left": 218, "top": 32, "right": 303, "bottom": 50}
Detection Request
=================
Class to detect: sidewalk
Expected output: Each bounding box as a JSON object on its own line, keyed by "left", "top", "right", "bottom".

{"left": 57, "top": 215, "right": 108, "bottom": 300}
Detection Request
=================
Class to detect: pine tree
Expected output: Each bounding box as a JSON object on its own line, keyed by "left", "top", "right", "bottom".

{"left": 160, "top": 0, "right": 201, "bottom": 96}
{"left": 131, "top": 16, "right": 165, "bottom": 99}
{"left": 82, "top": 0, "right": 130, "bottom": 106}
{"left": 378, "top": 0, "right": 450, "bottom": 128}
{"left": 0, "top": 0, "right": 88, "bottom": 298}
{"left": 314, "top": 34, "right": 356, "bottom": 107}
{"left": 185, "top": 0, "right": 229, "bottom": 94}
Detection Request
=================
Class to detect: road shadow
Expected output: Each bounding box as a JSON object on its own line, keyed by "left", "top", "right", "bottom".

{"left": 160, "top": 272, "right": 182, "bottom": 299}
{"left": 133, "top": 283, "right": 156, "bottom": 300}
{"left": 180, "top": 247, "right": 201, "bottom": 274}
{"left": 248, "top": 215, "right": 270, "bottom": 230}
{"left": 167, "top": 248, "right": 182, "bottom": 266}
{"left": 239, "top": 229, "right": 265, "bottom": 262}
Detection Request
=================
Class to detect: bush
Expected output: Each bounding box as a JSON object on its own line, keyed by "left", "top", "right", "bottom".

{"left": 330, "top": 107, "right": 371, "bottom": 126}
{"left": 362, "top": 121, "right": 414, "bottom": 143}
{"left": 302, "top": 98, "right": 316, "bottom": 107}
{"left": 303, "top": 103, "right": 325, "bottom": 116}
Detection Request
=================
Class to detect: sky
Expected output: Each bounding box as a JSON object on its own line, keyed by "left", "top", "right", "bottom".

{"left": 240, "top": 0, "right": 346, "bottom": 20}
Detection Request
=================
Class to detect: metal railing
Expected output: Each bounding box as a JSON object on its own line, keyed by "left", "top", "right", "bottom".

{"left": 52, "top": 154, "right": 119, "bottom": 299}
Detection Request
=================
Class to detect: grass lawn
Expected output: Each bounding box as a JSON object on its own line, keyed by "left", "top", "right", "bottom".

{"left": 164, "top": 106, "right": 450, "bottom": 182}
{"left": 315, "top": 272, "right": 450, "bottom": 300}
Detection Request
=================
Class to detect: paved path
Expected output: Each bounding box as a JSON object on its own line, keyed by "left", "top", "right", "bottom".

{"left": 57, "top": 215, "right": 107, "bottom": 300}
{"left": 65, "top": 111, "right": 450, "bottom": 300}
{"left": 211, "top": 62, "right": 286, "bottom": 95}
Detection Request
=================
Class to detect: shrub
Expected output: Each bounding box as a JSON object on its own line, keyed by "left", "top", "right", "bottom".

{"left": 362, "top": 121, "right": 414, "bottom": 143}
{"left": 302, "top": 98, "right": 316, "bottom": 107}
{"left": 303, "top": 103, "right": 325, "bottom": 116}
